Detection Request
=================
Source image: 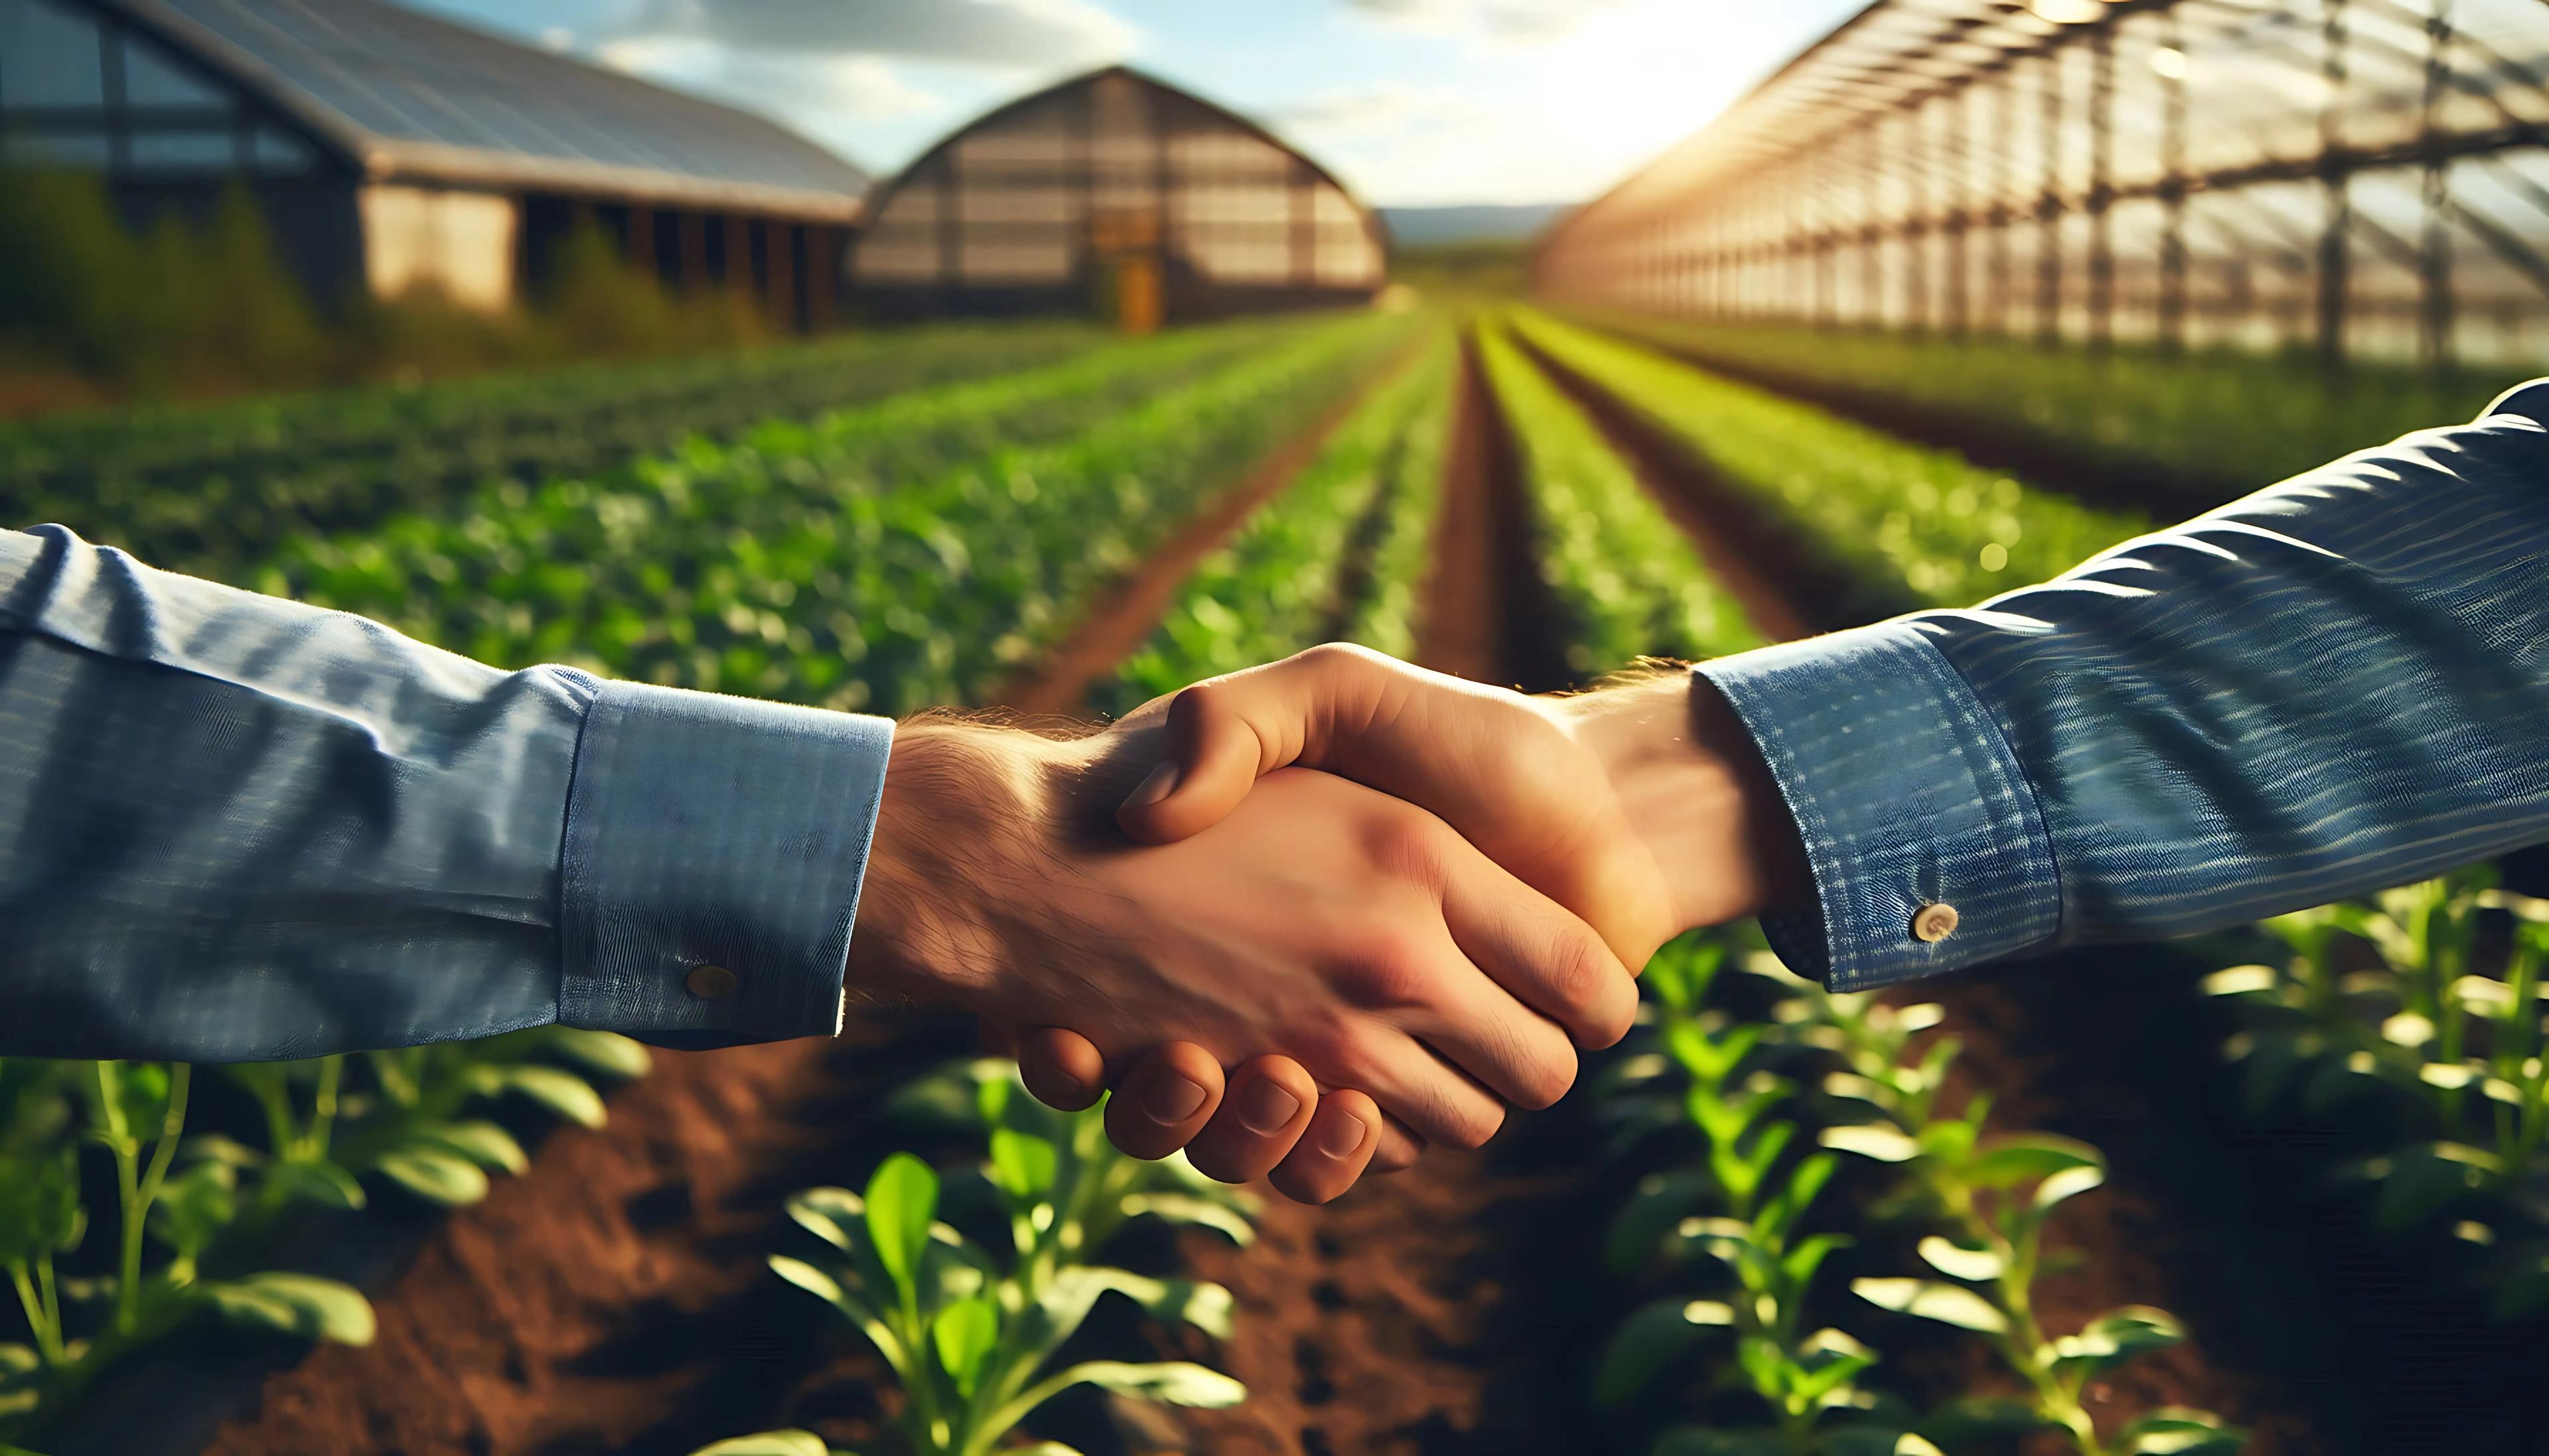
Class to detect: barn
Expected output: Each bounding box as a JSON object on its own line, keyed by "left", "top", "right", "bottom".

{"left": 0, "top": 0, "right": 870, "bottom": 328}
{"left": 852, "top": 66, "right": 1389, "bottom": 328}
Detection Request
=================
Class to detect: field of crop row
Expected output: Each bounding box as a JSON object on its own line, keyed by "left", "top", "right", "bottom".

{"left": 1581, "top": 313, "right": 2536, "bottom": 510}
{"left": 5, "top": 304, "right": 2542, "bottom": 1455}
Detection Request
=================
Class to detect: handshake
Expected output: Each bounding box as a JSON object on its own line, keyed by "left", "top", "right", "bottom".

{"left": 848, "top": 644, "right": 1812, "bottom": 1204}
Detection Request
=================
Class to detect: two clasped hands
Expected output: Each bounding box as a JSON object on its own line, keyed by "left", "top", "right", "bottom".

{"left": 847, "top": 643, "right": 1810, "bottom": 1204}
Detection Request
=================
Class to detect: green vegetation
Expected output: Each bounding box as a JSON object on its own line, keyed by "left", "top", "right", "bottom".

{"left": 692, "top": 1062, "right": 1253, "bottom": 1456}
{"left": 268, "top": 310, "right": 1410, "bottom": 713}
{"left": 0, "top": 319, "right": 1108, "bottom": 578}
{"left": 2208, "top": 873, "right": 2549, "bottom": 1319}
{"left": 1482, "top": 324, "right": 2234, "bottom": 1454}
{"left": 1476, "top": 318, "right": 1762, "bottom": 674}
{"left": 0, "top": 169, "right": 777, "bottom": 407}
{"left": 0, "top": 1025, "right": 645, "bottom": 1447}
{"left": 1094, "top": 323, "right": 1454, "bottom": 716}
{"left": 1580, "top": 312, "right": 2530, "bottom": 503}
{"left": 1509, "top": 309, "right": 2148, "bottom": 617}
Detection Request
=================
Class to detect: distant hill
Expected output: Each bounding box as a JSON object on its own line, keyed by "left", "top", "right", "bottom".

{"left": 1379, "top": 203, "right": 1571, "bottom": 248}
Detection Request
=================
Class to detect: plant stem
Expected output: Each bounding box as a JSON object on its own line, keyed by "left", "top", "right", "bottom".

{"left": 311, "top": 1055, "right": 343, "bottom": 1155}
{"left": 112, "top": 1064, "right": 191, "bottom": 1334}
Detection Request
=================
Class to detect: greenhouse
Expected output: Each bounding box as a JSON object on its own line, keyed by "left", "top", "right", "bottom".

{"left": 851, "top": 66, "right": 1389, "bottom": 328}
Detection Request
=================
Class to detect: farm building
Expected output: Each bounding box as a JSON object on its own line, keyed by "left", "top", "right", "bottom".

{"left": 852, "top": 66, "right": 1389, "bottom": 328}
{"left": 1535, "top": 0, "right": 2549, "bottom": 368}
{"left": 0, "top": 0, "right": 869, "bottom": 328}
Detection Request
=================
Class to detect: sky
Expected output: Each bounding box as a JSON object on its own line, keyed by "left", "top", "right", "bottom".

{"left": 396, "top": 0, "right": 1868, "bottom": 208}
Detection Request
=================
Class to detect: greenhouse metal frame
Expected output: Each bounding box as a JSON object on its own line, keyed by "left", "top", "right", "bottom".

{"left": 1535, "top": 0, "right": 2549, "bottom": 367}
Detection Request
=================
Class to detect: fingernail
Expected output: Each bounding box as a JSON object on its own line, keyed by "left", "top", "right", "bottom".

{"left": 1236, "top": 1080, "right": 1301, "bottom": 1133}
{"left": 1043, "top": 1069, "right": 1084, "bottom": 1100}
{"left": 1318, "top": 1112, "right": 1367, "bottom": 1158}
{"left": 1128, "top": 761, "right": 1179, "bottom": 809}
{"left": 1142, "top": 1074, "right": 1207, "bottom": 1124}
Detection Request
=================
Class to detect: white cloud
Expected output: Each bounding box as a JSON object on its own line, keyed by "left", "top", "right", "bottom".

{"left": 609, "top": 0, "right": 1132, "bottom": 68}
{"left": 1343, "top": 0, "right": 1629, "bottom": 43}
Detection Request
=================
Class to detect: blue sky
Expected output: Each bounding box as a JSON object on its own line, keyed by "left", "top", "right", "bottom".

{"left": 397, "top": 0, "right": 1867, "bottom": 206}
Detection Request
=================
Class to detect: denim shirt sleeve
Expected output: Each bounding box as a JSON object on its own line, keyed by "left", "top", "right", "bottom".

{"left": 0, "top": 524, "right": 892, "bottom": 1062}
{"left": 1699, "top": 379, "right": 2549, "bottom": 991}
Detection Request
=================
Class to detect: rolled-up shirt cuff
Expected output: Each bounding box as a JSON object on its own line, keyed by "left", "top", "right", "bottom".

{"left": 556, "top": 678, "right": 893, "bottom": 1041}
{"left": 1695, "top": 621, "right": 2061, "bottom": 990}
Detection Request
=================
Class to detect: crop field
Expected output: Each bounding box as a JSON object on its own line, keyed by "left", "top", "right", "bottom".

{"left": 5, "top": 293, "right": 2546, "bottom": 1456}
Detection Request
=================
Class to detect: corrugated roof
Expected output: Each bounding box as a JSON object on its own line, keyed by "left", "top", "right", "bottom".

{"left": 96, "top": 0, "right": 869, "bottom": 220}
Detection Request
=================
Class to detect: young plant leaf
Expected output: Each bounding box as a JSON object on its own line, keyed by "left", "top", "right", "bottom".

{"left": 2117, "top": 1408, "right": 2246, "bottom": 1455}
{"left": 1821, "top": 1124, "right": 1920, "bottom": 1163}
{"left": 375, "top": 1146, "right": 491, "bottom": 1206}
{"left": 687, "top": 1433, "right": 836, "bottom": 1456}
{"left": 491, "top": 1066, "right": 608, "bottom": 1128}
{"left": 270, "top": 1159, "right": 368, "bottom": 1212}
{"left": 1119, "top": 1193, "right": 1255, "bottom": 1246}
{"left": 785, "top": 1187, "right": 862, "bottom": 1251}
{"left": 540, "top": 1028, "right": 655, "bottom": 1080}
{"left": 1051, "top": 1360, "right": 1245, "bottom": 1408}
{"left": 1915, "top": 1236, "right": 2005, "bottom": 1283}
{"left": 862, "top": 1153, "right": 938, "bottom": 1300}
{"left": 1852, "top": 1278, "right": 2009, "bottom": 1333}
{"left": 988, "top": 1129, "right": 1058, "bottom": 1205}
{"left": 2050, "top": 1305, "right": 2185, "bottom": 1375}
{"left": 418, "top": 1121, "right": 530, "bottom": 1176}
{"left": 206, "top": 1273, "right": 376, "bottom": 1345}
{"left": 931, "top": 1293, "right": 1000, "bottom": 1397}
{"left": 1964, "top": 1134, "right": 2102, "bottom": 1189}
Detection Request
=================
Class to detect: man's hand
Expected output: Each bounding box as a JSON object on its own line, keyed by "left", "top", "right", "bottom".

{"left": 846, "top": 716, "right": 1638, "bottom": 1180}
{"left": 1115, "top": 643, "right": 1810, "bottom": 953}
{"left": 1008, "top": 645, "right": 1811, "bottom": 1200}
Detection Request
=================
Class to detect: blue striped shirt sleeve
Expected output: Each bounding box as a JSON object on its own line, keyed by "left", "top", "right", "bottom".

{"left": 0, "top": 525, "right": 893, "bottom": 1061}
{"left": 1699, "top": 380, "right": 2549, "bottom": 991}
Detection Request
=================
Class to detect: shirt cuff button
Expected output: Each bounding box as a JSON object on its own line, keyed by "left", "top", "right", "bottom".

{"left": 686, "top": 964, "right": 739, "bottom": 999}
{"left": 1911, "top": 903, "right": 1960, "bottom": 943}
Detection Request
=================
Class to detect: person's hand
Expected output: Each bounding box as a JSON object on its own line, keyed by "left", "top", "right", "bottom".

{"left": 1004, "top": 644, "right": 1808, "bottom": 1200}
{"left": 845, "top": 718, "right": 1638, "bottom": 1173}
{"left": 1112, "top": 644, "right": 1808, "bottom": 949}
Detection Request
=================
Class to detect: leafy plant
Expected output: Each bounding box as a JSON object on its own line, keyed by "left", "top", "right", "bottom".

{"left": 697, "top": 1063, "right": 1253, "bottom": 1456}
{"left": 2208, "top": 871, "right": 2549, "bottom": 1317}
{"left": 1802, "top": 970, "right": 2243, "bottom": 1456}
{"left": 1575, "top": 312, "right": 2526, "bottom": 512}
{"left": 0, "top": 1059, "right": 374, "bottom": 1451}
{"left": 1506, "top": 308, "right": 2147, "bottom": 619}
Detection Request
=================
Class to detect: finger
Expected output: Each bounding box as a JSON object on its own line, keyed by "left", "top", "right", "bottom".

{"left": 1272, "top": 1088, "right": 1383, "bottom": 1204}
{"left": 1370, "top": 1112, "right": 1423, "bottom": 1173}
{"left": 1018, "top": 1027, "right": 1107, "bottom": 1112}
{"left": 1312, "top": 1017, "right": 1506, "bottom": 1151}
{"left": 1115, "top": 661, "right": 1316, "bottom": 844}
{"left": 1186, "top": 1056, "right": 1318, "bottom": 1185}
{"left": 1438, "top": 843, "right": 1639, "bottom": 1051}
{"left": 1103, "top": 1043, "right": 1225, "bottom": 1161}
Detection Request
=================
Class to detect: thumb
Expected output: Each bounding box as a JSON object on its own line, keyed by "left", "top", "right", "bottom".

{"left": 1115, "top": 675, "right": 1290, "bottom": 843}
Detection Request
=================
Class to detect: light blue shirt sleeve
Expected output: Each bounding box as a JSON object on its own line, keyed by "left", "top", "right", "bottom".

{"left": 1700, "top": 380, "right": 2549, "bottom": 991}
{"left": 0, "top": 524, "right": 893, "bottom": 1061}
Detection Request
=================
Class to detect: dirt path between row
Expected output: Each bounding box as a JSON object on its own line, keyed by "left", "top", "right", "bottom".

{"left": 1162, "top": 323, "right": 1624, "bottom": 1456}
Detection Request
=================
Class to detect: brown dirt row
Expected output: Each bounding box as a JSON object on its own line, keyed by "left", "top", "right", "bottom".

{"left": 1158, "top": 323, "right": 1620, "bottom": 1456}
{"left": 160, "top": 358, "right": 1421, "bottom": 1456}
{"left": 1516, "top": 332, "right": 2537, "bottom": 1455}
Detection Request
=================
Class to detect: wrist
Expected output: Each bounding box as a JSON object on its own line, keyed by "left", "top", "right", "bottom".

{"left": 848, "top": 721, "right": 1071, "bottom": 1011}
{"left": 1559, "top": 671, "right": 1810, "bottom": 932}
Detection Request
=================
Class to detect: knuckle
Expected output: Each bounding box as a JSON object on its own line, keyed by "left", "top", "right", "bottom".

{"left": 1361, "top": 810, "right": 1448, "bottom": 885}
{"left": 1336, "top": 927, "right": 1436, "bottom": 1008}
